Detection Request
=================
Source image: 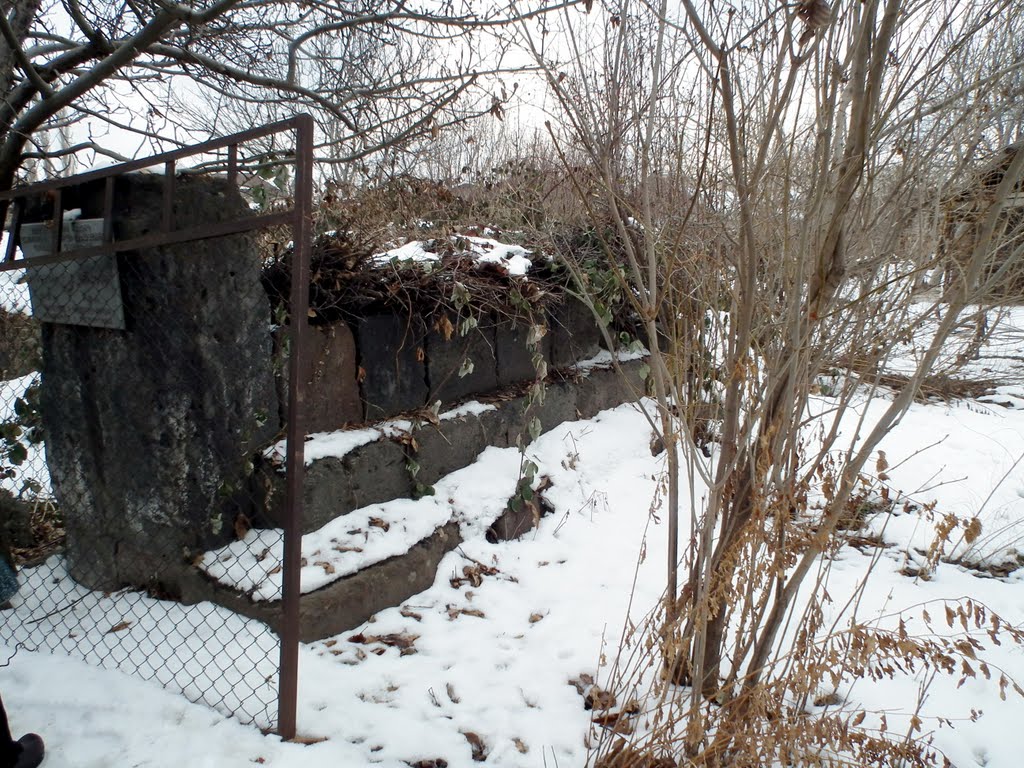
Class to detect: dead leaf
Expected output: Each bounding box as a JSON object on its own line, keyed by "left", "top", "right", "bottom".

{"left": 513, "top": 738, "right": 528, "bottom": 754}
{"left": 290, "top": 735, "right": 328, "bottom": 745}
{"left": 462, "top": 731, "right": 487, "bottom": 762}
{"left": 447, "top": 605, "right": 486, "bottom": 620}
{"left": 347, "top": 632, "right": 419, "bottom": 651}
{"left": 314, "top": 560, "right": 336, "bottom": 575}
{"left": 585, "top": 686, "right": 617, "bottom": 712}
{"left": 569, "top": 673, "right": 595, "bottom": 695}
{"left": 369, "top": 517, "right": 390, "bottom": 532}
{"left": 446, "top": 682, "right": 461, "bottom": 703}
{"left": 106, "top": 620, "right": 132, "bottom": 634}
{"left": 333, "top": 544, "right": 363, "bottom": 553}
{"left": 591, "top": 712, "right": 634, "bottom": 734}
{"left": 234, "top": 512, "right": 251, "bottom": 540}
{"left": 450, "top": 562, "right": 499, "bottom": 589}
{"left": 529, "top": 613, "right": 544, "bottom": 624}
{"left": 401, "top": 607, "right": 423, "bottom": 622}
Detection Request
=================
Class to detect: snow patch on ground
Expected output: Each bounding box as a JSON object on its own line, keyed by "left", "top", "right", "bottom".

{"left": 4, "top": 309, "right": 1024, "bottom": 768}
{"left": 0, "top": 233, "right": 31, "bottom": 315}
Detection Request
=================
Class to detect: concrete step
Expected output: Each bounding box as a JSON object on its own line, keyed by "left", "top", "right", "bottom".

{"left": 187, "top": 354, "right": 647, "bottom": 641}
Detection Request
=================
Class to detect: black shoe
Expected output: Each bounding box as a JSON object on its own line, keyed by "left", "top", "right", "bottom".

{"left": 12, "top": 734, "right": 44, "bottom": 768}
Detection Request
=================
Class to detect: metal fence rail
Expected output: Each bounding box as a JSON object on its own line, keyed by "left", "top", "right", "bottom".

{"left": 0, "top": 116, "right": 312, "bottom": 737}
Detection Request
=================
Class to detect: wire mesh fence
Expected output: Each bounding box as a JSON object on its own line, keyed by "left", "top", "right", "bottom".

{"left": 0, "top": 117, "right": 312, "bottom": 734}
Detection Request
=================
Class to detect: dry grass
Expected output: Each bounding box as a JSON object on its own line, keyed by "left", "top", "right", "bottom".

{"left": 864, "top": 371, "right": 1001, "bottom": 404}
{"left": 10, "top": 497, "right": 64, "bottom": 567}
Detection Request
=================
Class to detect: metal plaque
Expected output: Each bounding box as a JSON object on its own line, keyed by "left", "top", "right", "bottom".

{"left": 19, "top": 218, "right": 126, "bottom": 329}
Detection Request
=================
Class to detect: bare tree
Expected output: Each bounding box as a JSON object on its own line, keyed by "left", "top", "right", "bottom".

{"left": 526, "top": 0, "right": 1024, "bottom": 762}
{"left": 0, "top": 0, "right": 577, "bottom": 199}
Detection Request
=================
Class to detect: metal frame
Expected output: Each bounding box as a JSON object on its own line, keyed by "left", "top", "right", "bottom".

{"left": 0, "top": 114, "right": 313, "bottom": 740}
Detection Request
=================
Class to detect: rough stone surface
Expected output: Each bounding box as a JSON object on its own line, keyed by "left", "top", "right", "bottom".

{"left": 186, "top": 521, "right": 461, "bottom": 642}
{"left": 199, "top": 360, "right": 644, "bottom": 639}
{"left": 505, "top": 378, "right": 580, "bottom": 448}
{"left": 304, "top": 323, "right": 361, "bottom": 432}
{"left": 495, "top": 321, "right": 542, "bottom": 386}
{"left": 486, "top": 487, "right": 556, "bottom": 543}
{"left": 38, "top": 174, "right": 278, "bottom": 590}
{"left": 259, "top": 436, "right": 413, "bottom": 534}
{"left": 268, "top": 360, "right": 644, "bottom": 531}
{"left": 411, "top": 415, "right": 494, "bottom": 488}
{"left": 576, "top": 363, "right": 646, "bottom": 417}
{"left": 425, "top": 320, "right": 498, "bottom": 404}
{"left": 274, "top": 324, "right": 361, "bottom": 431}
{"left": 549, "top": 297, "right": 602, "bottom": 369}
{"left": 357, "top": 314, "right": 427, "bottom": 419}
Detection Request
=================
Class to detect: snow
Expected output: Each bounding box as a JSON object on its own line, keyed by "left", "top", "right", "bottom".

{"left": 374, "top": 235, "right": 533, "bottom": 276}
{"left": 3, "top": 309, "right": 1024, "bottom": 767}
{"left": 0, "top": 267, "right": 30, "bottom": 315}
{"left": 199, "top": 493, "right": 454, "bottom": 601}
{"left": 264, "top": 401, "right": 497, "bottom": 466}
{"left": 0, "top": 373, "right": 49, "bottom": 497}
{"left": 0, "top": 233, "right": 31, "bottom": 315}
{"left": 575, "top": 347, "right": 647, "bottom": 369}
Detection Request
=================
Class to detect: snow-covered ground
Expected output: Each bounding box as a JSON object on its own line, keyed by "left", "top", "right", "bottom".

{"left": 3, "top": 309, "right": 1024, "bottom": 767}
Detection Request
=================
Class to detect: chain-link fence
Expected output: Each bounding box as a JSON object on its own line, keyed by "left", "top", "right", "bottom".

{"left": 0, "top": 117, "right": 312, "bottom": 735}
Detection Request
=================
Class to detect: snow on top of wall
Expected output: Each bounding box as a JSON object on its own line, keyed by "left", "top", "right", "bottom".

{"left": 264, "top": 401, "right": 498, "bottom": 467}
{"left": 374, "top": 235, "right": 533, "bottom": 276}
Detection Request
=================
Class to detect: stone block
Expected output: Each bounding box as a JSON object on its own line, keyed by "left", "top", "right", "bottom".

{"left": 259, "top": 436, "right": 413, "bottom": 534}
{"left": 576, "top": 359, "right": 647, "bottom": 418}
{"left": 495, "top": 321, "right": 542, "bottom": 387}
{"left": 505, "top": 379, "right": 579, "bottom": 447}
{"left": 356, "top": 314, "right": 428, "bottom": 420}
{"left": 305, "top": 323, "right": 361, "bottom": 432}
{"left": 187, "top": 521, "right": 462, "bottom": 642}
{"left": 274, "top": 322, "right": 362, "bottom": 432}
{"left": 425, "top": 320, "right": 498, "bottom": 404}
{"left": 411, "top": 415, "right": 493, "bottom": 488}
{"left": 549, "top": 296, "right": 602, "bottom": 369}
{"left": 37, "top": 174, "right": 278, "bottom": 590}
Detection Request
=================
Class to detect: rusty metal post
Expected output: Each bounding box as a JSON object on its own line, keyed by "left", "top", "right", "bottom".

{"left": 277, "top": 113, "right": 314, "bottom": 740}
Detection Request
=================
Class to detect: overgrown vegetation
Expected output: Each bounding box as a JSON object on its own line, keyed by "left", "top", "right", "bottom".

{"left": 504, "top": 0, "right": 1024, "bottom": 764}
{"left": 3, "top": 0, "right": 1024, "bottom": 760}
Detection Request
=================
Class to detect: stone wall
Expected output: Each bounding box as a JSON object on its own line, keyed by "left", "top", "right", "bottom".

{"left": 23, "top": 172, "right": 632, "bottom": 632}
{"left": 294, "top": 298, "right": 602, "bottom": 433}
{"left": 33, "top": 174, "right": 278, "bottom": 590}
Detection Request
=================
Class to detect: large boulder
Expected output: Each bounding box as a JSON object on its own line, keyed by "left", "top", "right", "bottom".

{"left": 36, "top": 174, "right": 278, "bottom": 590}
